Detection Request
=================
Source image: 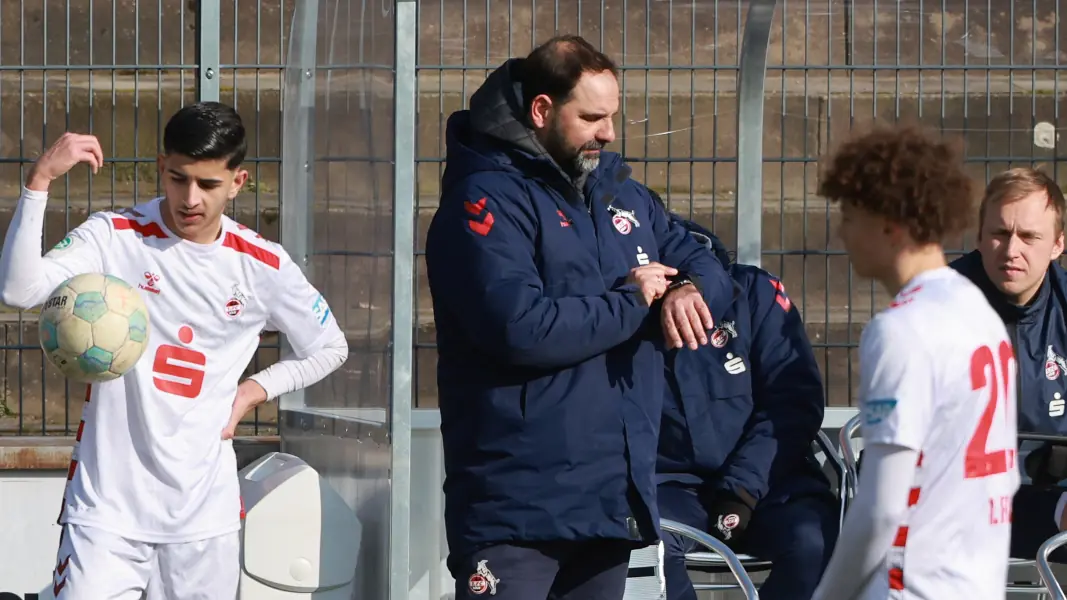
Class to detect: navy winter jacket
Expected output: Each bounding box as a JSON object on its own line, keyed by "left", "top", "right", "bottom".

{"left": 951, "top": 250, "right": 1067, "bottom": 436}
{"left": 424, "top": 58, "right": 735, "bottom": 558}
{"left": 656, "top": 220, "right": 830, "bottom": 506}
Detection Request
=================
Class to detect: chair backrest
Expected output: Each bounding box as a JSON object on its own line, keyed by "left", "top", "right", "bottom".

{"left": 838, "top": 413, "right": 864, "bottom": 506}
{"left": 814, "top": 428, "right": 849, "bottom": 528}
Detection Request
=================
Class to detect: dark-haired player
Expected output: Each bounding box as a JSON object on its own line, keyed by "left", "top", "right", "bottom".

{"left": 811, "top": 122, "right": 1019, "bottom": 600}
{"left": 0, "top": 102, "right": 349, "bottom": 598}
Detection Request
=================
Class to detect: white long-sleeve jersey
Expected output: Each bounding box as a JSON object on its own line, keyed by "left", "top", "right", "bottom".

{"left": 813, "top": 266, "right": 1019, "bottom": 600}
{"left": 0, "top": 188, "right": 348, "bottom": 543}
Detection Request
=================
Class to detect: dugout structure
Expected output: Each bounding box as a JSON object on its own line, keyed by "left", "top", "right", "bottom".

{"left": 276, "top": 0, "right": 832, "bottom": 598}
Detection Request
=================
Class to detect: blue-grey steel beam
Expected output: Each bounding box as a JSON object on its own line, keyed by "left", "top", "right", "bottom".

{"left": 278, "top": 0, "right": 321, "bottom": 413}
{"left": 735, "top": 0, "right": 778, "bottom": 268}
{"left": 195, "top": 0, "right": 221, "bottom": 102}
{"left": 390, "top": 0, "right": 418, "bottom": 597}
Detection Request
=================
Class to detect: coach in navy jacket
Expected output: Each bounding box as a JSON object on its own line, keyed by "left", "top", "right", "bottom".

{"left": 947, "top": 168, "right": 1067, "bottom": 562}
{"left": 424, "top": 36, "right": 735, "bottom": 599}
{"left": 656, "top": 216, "right": 839, "bottom": 600}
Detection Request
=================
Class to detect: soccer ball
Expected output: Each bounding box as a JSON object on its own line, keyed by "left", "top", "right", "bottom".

{"left": 38, "top": 273, "right": 151, "bottom": 382}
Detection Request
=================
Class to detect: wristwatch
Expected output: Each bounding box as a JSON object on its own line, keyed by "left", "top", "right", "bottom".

{"left": 666, "top": 277, "right": 694, "bottom": 292}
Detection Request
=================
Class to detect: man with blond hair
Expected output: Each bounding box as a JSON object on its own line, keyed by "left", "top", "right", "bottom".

{"left": 949, "top": 167, "right": 1067, "bottom": 561}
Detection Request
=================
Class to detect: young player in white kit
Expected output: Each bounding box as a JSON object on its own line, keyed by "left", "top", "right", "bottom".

{"left": 810, "top": 123, "right": 1020, "bottom": 600}
{"left": 0, "top": 103, "right": 349, "bottom": 599}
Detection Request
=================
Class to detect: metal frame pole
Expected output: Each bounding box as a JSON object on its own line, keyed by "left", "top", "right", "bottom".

{"left": 277, "top": 0, "right": 320, "bottom": 413}
{"left": 389, "top": 0, "right": 418, "bottom": 596}
{"left": 195, "top": 0, "right": 222, "bottom": 102}
{"left": 734, "top": 0, "right": 778, "bottom": 268}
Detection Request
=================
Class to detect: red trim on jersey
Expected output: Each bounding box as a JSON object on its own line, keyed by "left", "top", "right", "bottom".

{"left": 236, "top": 223, "right": 264, "bottom": 239}
{"left": 222, "top": 232, "right": 280, "bottom": 270}
{"left": 112, "top": 216, "right": 168, "bottom": 239}
{"left": 893, "top": 526, "right": 908, "bottom": 547}
{"left": 66, "top": 459, "right": 78, "bottom": 481}
{"left": 75, "top": 420, "right": 85, "bottom": 442}
{"left": 888, "top": 567, "right": 905, "bottom": 590}
{"left": 907, "top": 487, "right": 920, "bottom": 506}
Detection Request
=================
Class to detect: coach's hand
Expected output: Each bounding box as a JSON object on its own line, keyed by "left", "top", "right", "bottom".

{"left": 26, "top": 132, "right": 104, "bottom": 192}
{"left": 661, "top": 283, "right": 713, "bottom": 350}
{"left": 626, "top": 263, "right": 676, "bottom": 307}
{"left": 222, "top": 379, "right": 269, "bottom": 440}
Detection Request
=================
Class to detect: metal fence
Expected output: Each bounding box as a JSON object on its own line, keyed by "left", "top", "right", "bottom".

{"left": 0, "top": 0, "right": 294, "bottom": 435}
{"left": 407, "top": 0, "right": 1067, "bottom": 423}
{"left": 2, "top": 0, "right": 1066, "bottom": 441}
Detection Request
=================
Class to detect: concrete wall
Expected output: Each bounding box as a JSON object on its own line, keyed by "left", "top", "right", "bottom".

{"left": 2, "top": 0, "right": 1066, "bottom": 429}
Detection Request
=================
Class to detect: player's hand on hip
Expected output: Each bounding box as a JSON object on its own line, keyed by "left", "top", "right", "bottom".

{"left": 26, "top": 132, "right": 105, "bottom": 192}
{"left": 626, "top": 262, "right": 677, "bottom": 307}
{"left": 661, "top": 283, "right": 714, "bottom": 350}
{"left": 222, "top": 379, "right": 269, "bottom": 440}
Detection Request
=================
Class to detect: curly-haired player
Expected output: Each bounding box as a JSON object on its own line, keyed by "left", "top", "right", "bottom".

{"left": 811, "top": 122, "right": 1019, "bottom": 600}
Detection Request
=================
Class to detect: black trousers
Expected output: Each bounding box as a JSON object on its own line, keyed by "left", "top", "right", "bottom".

{"left": 1012, "top": 484, "right": 1067, "bottom": 563}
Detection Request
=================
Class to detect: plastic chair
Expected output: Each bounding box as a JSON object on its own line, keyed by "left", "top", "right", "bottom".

{"left": 839, "top": 414, "right": 1051, "bottom": 597}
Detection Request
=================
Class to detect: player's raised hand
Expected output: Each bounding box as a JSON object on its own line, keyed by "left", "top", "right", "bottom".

{"left": 26, "top": 132, "right": 105, "bottom": 192}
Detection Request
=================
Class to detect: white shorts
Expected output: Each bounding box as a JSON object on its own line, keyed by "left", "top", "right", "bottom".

{"left": 50, "top": 523, "right": 239, "bottom": 600}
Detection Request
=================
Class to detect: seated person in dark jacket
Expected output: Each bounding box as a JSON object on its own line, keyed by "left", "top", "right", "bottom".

{"left": 949, "top": 167, "right": 1067, "bottom": 561}
{"left": 652, "top": 208, "right": 840, "bottom": 600}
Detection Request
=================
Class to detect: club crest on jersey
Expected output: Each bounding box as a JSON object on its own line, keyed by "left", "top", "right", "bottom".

{"left": 468, "top": 560, "right": 500, "bottom": 596}
{"left": 1047, "top": 345, "right": 1067, "bottom": 380}
{"left": 225, "top": 284, "right": 248, "bottom": 318}
{"left": 710, "top": 320, "right": 737, "bottom": 348}
{"left": 139, "top": 271, "right": 161, "bottom": 295}
{"left": 863, "top": 398, "right": 898, "bottom": 425}
{"left": 608, "top": 205, "right": 640, "bottom": 235}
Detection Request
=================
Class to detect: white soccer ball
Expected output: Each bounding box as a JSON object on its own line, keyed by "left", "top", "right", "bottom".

{"left": 38, "top": 273, "right": 151, "bottom": 383}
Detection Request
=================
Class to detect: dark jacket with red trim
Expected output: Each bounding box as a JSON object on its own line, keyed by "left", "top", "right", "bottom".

{"left": 656, "top": 219, "right": 831, "bottom": 507}
{"left": 424, "top": 58, "right": 735, "bottom": 558}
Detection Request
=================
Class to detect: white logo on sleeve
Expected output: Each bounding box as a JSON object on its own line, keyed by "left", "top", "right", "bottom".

{"left": 311, "top": 294, "right": 331, "bottom": 328}
{"left": 1051, "top": 392, "right": 1065, "bottom": 417}
{"left": 724, "top": 353, "right": 746, "bottom": 375}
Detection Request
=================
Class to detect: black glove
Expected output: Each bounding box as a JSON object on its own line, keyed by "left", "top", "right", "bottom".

{"left": 709, "top": 492, "right": 753, "bottom": 545}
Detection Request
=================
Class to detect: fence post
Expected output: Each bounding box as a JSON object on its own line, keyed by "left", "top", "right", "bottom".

{"left": 277, "top": 0, "right": 320, "bottom": 413}
{"left": 195, "top": 0, "right": 222, "bottom": 102}
{"left": 389, "top": 0, "right": 417, "bottom": 595}
{"left": 734, "top": 0, "right": 777, "bottom": 268}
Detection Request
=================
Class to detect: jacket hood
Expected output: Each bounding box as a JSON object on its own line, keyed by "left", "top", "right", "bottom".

{"left": 671, "top": 216, "right": 734, "bottom": 269}
{"left": 441, "top": 59, "right": 565, "bottom": 190}
{"left": 951, "top": 249, "right": 1053, "bottom": 324}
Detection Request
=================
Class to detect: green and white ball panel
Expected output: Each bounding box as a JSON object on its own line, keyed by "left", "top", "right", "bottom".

{"left": 38, "top": 272, "right": 151, "bottom": 383}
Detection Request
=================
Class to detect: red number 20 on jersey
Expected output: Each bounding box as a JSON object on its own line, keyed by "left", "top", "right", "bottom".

{"left": 967, "top": 340, "right": 1016, "bottom": 480}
